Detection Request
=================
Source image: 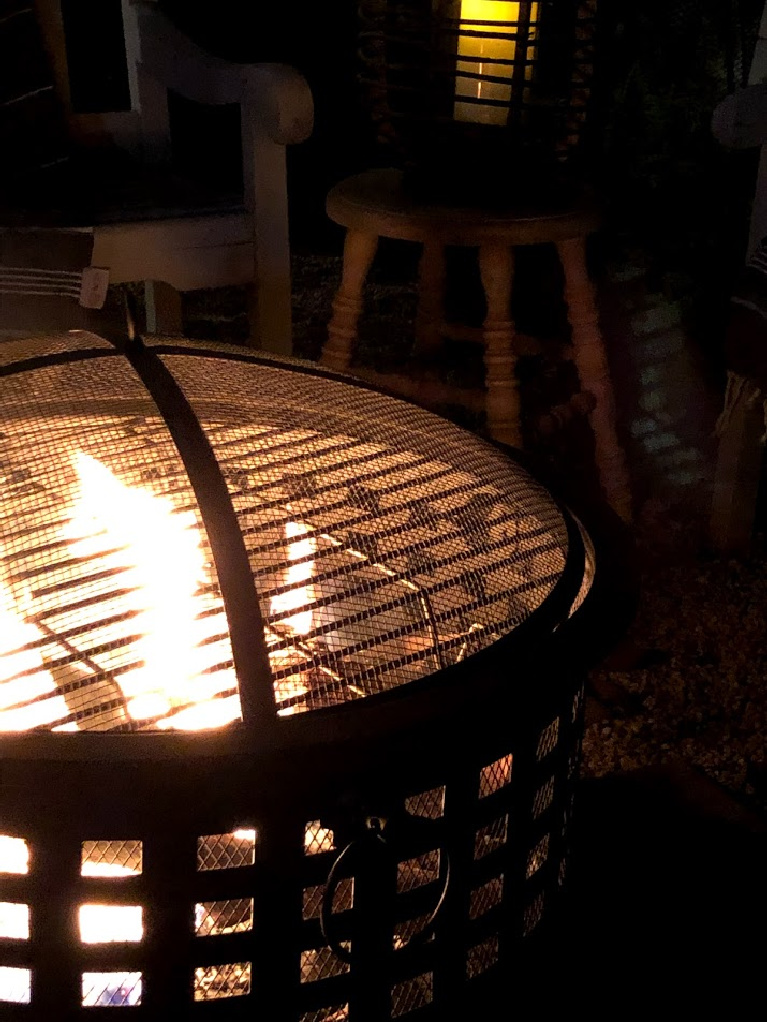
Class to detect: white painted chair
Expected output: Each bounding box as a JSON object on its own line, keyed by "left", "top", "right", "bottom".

{"left": 25, "top": 0, "right": 313, "bottom": 350}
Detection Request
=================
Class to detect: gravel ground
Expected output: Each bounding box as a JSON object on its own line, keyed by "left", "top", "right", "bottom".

{"left": 178, "top": 250, "right": 767, "bottom": 813}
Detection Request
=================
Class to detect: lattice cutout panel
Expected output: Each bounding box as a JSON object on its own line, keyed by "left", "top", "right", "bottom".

{"left": 533, "top": 777, "right": 555, "bottom": 819}
{"left": 397, "top": 850, "right": 440, "bottom": 893}
{"left": 305, "top": 821, "right": 335, "bottom": 856}
{"left": 197, "top": 830, "right": 256, "bottom": 871}
{"left": 0, "top": 967, "right": 31, "bottom": 1004}
{"left": 0, "top": 836, "right": 28, "bottom": 875}
{"left": 405, "top": 786, "right": 445, "bottom": 819}
{"left": 391, "top": 973, "right": 433, "bottom": 1017}
{"left": 81, "top": 972, "right": 142, "bottom": 1007}
{"left": 81, "top": 840, "right": 142, "bottom": 877}
{"left": 303, "top": 878, "right": 354, "bottom": 921}
{"left": 393, "top": 912, "right": 434, "bottom": 950}
{"left": 466, "top": 936, "right": 499, "bottom": 979}
{"left": 536, "top": 718, "right": 560, "bottom": 760}
{"left": 469, "top": 875, "right": 504, "bottom": 919}
{"left": 194, "top": 963, "right": 252, "bottom": 1001}
{"left": 479, "top": 754, "right": 512, "bottom": 798}
{"left": 474, "top": 816, "right": 508, "bottom": 860}
{"left": 526, "top": 834, "right": 550, "bottom": 878}
{"left": 301, "top": 946, "right": 351, "bottom": 984}
{"left": 300, "top": 1008, "right": 350, "bottom": 1022}
{"left": 0, "top": 902, "right": 28, "bottom": 939}
{"left": 195, "top": 898, "right": 254, "bottom": 937}
{"left": 523, "top": 892, "right": 545, "bottom": 936}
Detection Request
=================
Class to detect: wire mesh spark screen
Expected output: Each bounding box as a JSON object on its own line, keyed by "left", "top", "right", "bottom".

{"left": 0, "top": 332, "right": 602, "bottom": 1019}
{"left": 0, "top": 334, "right": 571, "bottom": 732}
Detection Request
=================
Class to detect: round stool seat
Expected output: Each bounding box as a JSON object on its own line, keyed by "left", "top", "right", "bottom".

{"left": 327, "top": 169, "right": 601, "bottom": 247}
{"left": 321, "top": 168, "right": 631, "bottom": 521}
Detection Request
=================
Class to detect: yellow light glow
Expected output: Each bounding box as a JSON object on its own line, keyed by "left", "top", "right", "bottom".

{"left": 79, "top": 904, "right": 143, "bottom": 944}
{"left": 0, "top": 903, "right": 28, "bottom": 940}
{"left": 454, "top": 0, "right": 539, "bottom": 125}
{"left": 270, "top": 521, "right": 316, "bottom": 636}
{"left": 0, "top": 836, "right": 28, "bottom": 875}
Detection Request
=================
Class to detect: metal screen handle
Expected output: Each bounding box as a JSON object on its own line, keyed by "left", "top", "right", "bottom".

{"left": 320, "top": 816, "right": 450, "bottom": 963}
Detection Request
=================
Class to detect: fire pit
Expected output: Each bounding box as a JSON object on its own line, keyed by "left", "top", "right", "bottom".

{"left": 0, "top": 330, "right": 599, "bottom": 1019}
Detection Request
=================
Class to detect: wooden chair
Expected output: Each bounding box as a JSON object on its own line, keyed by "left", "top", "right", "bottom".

{"left": 2, "top": 0, "right": 313, "bottom": 351}
{"left": 0, "top": 229, "right": 125, "bottom": 340}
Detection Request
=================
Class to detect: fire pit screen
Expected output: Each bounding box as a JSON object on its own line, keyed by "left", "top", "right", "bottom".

{"left": 0, "top": 331, "right": 597, "bottom": 1018}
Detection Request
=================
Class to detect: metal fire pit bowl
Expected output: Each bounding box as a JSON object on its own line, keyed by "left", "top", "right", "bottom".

{"left": 0, "top": 331, "right": 605, "bottom": 1020}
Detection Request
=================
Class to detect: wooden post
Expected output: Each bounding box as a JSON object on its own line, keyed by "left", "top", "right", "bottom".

{"left": 322, "top": 230, "right": 379, "bottom": 372}
{"left": 557, "top": 236, "right": 632, "bottom": 521}
{"left": 144, "top": 280, "right": 183, "bottom": 334}
{"left": 479, "top": 241, "right": 522, "bottom": 448}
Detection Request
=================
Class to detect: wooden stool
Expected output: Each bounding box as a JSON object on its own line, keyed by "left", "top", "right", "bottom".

{"left": 320, "top": 169, "right": 631, "bottom": 521}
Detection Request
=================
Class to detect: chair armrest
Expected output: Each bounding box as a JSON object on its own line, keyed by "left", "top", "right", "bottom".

{"left": 713, "top": 84, "right": 767, "bottom": 150}
{"left": 127, "top": 1, "right": 313, "bottom": 144}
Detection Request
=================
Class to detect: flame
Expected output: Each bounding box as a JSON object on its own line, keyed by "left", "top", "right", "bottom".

{"left": 0, "top": 589, "right": 67, "bottom": 731}
{"left": 65, "top": 453, "right": 210, "bottom": 720}
{"left": 270, "top": 521, "right": 316, "bottom": 636}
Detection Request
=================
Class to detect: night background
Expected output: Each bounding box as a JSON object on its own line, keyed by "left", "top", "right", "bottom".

{"left": 2, "top": 0, "right": 767, "bottom": 1010}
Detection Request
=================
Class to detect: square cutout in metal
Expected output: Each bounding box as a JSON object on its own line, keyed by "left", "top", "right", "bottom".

{"left": 469, "top": 875, "right": 504, "bottom": 919}
{"left": 523, "top": 892, "right": 545, "bottom": 936}
{"left": 305, "top": 821, "right": 335, "bottom": 856}
{"left": 391, "top": 973, "right": 433, "bottom": 1017}
{"left": 300, "top": 946, "right": 350, "bottom": 983}
{"left": 81, "top": 840, "right": 142, "bottom": 877}
{"left": 478, "top": 754, "right": 512, "bottom": 798}
{"left": 467, "top": 935, "right": 499, "bottom": 979}
{"left": 397, "top": 850, "right": 440, "bottom": 893}
{"left": 0, "top": 902, "right": 29, "bottom": 939}
{"left": 197, "top": 830, "right": 256, "bottom": 871}
{"left": 474, "top": 815, "right": 508, "bottom": 860}
{"left": 300, "top": 1008, "right": 350, "bottom": 1022}
{"left": 81, "top": 972, "right": 142, "bottom": 1007}
{"left": 526, "top": 834, "right": 550, "bottom": 878}
{"left": 393, "top": 913, "right": 434, "bottom": 950}
{"left": 0, "top": 967, "right": 31, "bottom": 1004}
{"left": 536, "top": 718, "right": 560, "bottom": 760}
{"left": 79, "top": 905, "right": 143, "bottom": 944}
{"left": 194, "top": 963, "right": 252, "bottom": 1001}
{"left": 532, "top": 777, "right": 555, "bottom": 818}
{"left": 0, "top": 836, "right": 28, "bottom": 875}
{"left": 303, "top": 878, "right": 354, "bottom": 921}
{"left": 405, "top": 786, "right": 445, "bottom": 819}
{"left": 195, "top": 898, "right": 253, "bottom": 937}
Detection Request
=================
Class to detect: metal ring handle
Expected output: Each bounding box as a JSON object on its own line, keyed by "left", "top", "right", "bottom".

{"left": 320, "top": 819, "right": 451, "bottom": 963}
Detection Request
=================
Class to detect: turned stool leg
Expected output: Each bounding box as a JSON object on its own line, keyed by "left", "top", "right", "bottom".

{"left": 479, "top": 242, "right": 522, "bottom": 447}
{"left": 557, "top": 236, "right": 632, "bottom": 521}
{"left": 322, "top": 230, "right": 379, "bottom": 371}
{"left": 415, "top": 241, "right": 447, "bottom": 356}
